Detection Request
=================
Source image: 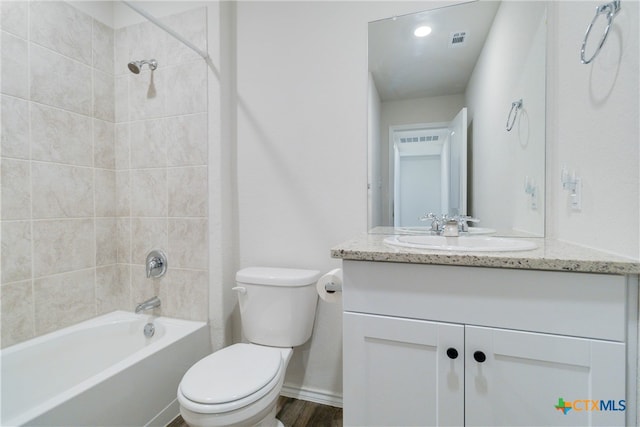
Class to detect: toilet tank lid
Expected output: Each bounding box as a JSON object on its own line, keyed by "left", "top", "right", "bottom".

{"left": 236, "top": 267, "right": 321, "bottom": 286}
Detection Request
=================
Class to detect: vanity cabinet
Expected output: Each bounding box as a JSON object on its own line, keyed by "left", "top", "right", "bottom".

{"left": 342, "top": 260, "right": 637, "bottom": 426}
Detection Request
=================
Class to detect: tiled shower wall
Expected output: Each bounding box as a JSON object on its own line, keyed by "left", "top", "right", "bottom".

{"left": 113, "top": 6, "right": 209, "bottom": 325}
{"left": 0, "top": 1, "right": 209, "bottom": 348}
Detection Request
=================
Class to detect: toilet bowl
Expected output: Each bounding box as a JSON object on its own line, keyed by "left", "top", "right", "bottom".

{"left": 178, "top": 344, "right": 292, "bottom": 427}
{"left": 178, "top": 267, "right": 321, "bottom": 427}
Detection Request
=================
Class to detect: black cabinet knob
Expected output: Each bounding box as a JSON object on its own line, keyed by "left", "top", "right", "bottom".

{"left": 473, "top": 351, "right": 487, "bottom": 363}
{"left": 446, "top": 347, "right": 459, "bottom": 359}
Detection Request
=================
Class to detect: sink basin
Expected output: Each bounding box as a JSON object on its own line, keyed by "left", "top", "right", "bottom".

{"left": 467, "top": 227, "right": 496, "bottom": 235}
{"left": 384, "top": 235, "right": 537, "bottom": 252}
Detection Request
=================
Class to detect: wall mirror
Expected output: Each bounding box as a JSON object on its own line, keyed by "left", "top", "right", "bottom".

{"left": 367, "top": 1, "right": 546, "bottom": 236}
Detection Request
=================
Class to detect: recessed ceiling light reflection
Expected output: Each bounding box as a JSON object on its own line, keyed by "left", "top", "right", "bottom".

{"left": 414, "top": 26, "right": 432, "bottom": 37}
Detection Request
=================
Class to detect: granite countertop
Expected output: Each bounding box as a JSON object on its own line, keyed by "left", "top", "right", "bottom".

{"left": 331, "top": 232, "right": 640, "bottom": 275}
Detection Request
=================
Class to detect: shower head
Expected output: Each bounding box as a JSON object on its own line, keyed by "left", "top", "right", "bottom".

{"left": 127, "top": 59, "right": 157, "bottom": 74}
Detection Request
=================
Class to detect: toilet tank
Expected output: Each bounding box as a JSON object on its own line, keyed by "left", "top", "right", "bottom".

{"left": 235, "top": 267, "right": 321, "bottom": 347}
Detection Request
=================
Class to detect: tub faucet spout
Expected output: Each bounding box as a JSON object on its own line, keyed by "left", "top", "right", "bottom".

{"left": 135, "top": 296, "right": 161, "bottom": 314}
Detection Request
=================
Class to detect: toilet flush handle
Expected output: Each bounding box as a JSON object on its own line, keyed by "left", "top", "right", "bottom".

{"left": 232, "top": 286, "right": 247, "bottom": 295}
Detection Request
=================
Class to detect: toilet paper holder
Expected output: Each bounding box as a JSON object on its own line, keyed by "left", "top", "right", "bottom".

{"left": 324, "top": 281, "right": 342, "bottom": 293}
{"left": 317, "top": 268, "right": 343, "bottom": 303}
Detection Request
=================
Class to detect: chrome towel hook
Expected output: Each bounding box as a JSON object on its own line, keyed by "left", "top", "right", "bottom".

{"left": 580, "top": 0, "right": 621, "bottom": 64}
{"left": 506, "top": 99, "right": 522, "bottom": 132}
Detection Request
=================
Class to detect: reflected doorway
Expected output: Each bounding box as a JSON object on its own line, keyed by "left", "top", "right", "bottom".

{"left": 391, "top": 108, "right": 467, "bottom": 227}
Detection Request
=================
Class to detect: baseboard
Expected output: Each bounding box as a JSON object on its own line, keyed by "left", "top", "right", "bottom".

{"left": 147, "top": 398, "right": 179, "bottom": 427}
{"left": 280, "top": 384, "right": 343, "bottom": 408}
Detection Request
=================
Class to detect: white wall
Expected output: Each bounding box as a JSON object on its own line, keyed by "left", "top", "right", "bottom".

{"left": 465, "top": 1, "right": 546, "bottom": 235}
{"left": 234, "top": 0, "right": 463, "bottom": 402}
{"left": 547, "top": 1, "right": 639, "bottom": 259}
{"left": 234, "top": 0, "right": 639, "bottom": 402}
{"left": 368, "top": 73, "right": 382, "bottom": 227}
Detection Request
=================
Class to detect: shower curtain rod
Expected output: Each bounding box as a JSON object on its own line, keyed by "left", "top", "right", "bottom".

{"left": 122, "top": 1, "right": 209, "bottom": 61}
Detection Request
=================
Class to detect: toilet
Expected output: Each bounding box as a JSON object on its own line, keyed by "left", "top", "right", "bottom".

{"left": 177, "top": 267, "right": 321, "bottom": 427}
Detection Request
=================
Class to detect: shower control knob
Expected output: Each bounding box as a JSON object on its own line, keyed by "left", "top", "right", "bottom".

{"left": 473, "top": 351, "right": 487, "bottom": 363}
{"left": 146, "top": 249, "right": 167, "bottom": 279}
{"left": 446, "top": 348, "right": 459, "bottom": 359}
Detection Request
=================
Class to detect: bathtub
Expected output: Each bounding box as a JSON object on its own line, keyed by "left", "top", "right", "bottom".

{"left": 0, "top": 310, "right": 209, "bottom": 426}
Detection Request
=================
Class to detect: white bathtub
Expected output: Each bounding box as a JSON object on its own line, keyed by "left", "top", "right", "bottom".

{"left": 0, "top": 310, "right": 209, "bottom": 426}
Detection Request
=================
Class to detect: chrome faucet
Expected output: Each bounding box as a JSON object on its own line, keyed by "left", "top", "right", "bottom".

{"left": 419, "top": 213, "right": 480, "bottom": 234}
{"left": 419, "top": 213, "right": 447, "bottom": 234}
{"left": 453, "top": 215, "right": 480, "bottom": 232}
{"left": 135, "top": 296, "right": 161, "bottom": 314}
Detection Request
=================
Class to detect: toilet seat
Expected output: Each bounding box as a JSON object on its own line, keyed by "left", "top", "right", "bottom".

{"left": 178, "top": 343, "right": 284, "bottom": 414}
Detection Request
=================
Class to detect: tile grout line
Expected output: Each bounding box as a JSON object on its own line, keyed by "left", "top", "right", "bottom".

{"left": 27, "top": 0, "right": 37, "bottom": 341}
{"left": 92, "top": 17, "right": 98, "bottom": 319}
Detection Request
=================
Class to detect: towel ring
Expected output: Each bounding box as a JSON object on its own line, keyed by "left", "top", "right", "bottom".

{"left": 506, "top": 99, "right": 522, "bottom": 132}
{"left": 580, "top": 0, "right": 621, "bottom": 64}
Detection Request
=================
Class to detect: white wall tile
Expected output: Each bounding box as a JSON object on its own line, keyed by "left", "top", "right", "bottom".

{"left": 1, "top": 31, "right": 28, "bottom": 99}
{"left": 130, "top": 118, "right": 167, "bottom": 168}
{"left": 168, "top": 219, "right": 208, "bottom": 270}
{"left": 131, "top": 218, "right": 167, "bottom": 265}
{"left": 30, "top": 45, "right": 92, "bottom": 115}
{"left": 94, "top": 119, "right": 115, "bottom": 169}
{"left": 165, "top": 60, "right": 207, "bottom": 116}
{"left": 1, "top": 95, "right": 30, "bottom": 159}
{"left": 93, "top": 69, "right": 115, "bottom": 122}
{"left": 131, "top": 169, "right": 167, "bottom": 217}
{"left": 162, "top": 8, "right": 207, "bottom": 66}
{"left": 116, "top": 170, "right": 131, "bottom": 217}
{"left": 1, "top": 158, "right": 31, "bottom": 220}
{"left": 0, "top": 1, "right": 28, "bottom": 39}
{"left": 32, "top": 219, "right": 95, "bottom": 277}
{"left": 117, "top": 264, "right": 131, "bottom": 303}
{"left": 93, "top": 19, "right": 114, "bottom": 73}
{"left": 30, "top": 1, "right": 92, "bottom": 65}
{"left": 32, "top": 163, "right": 94, "bottom": 219}
{"left": 31, "top": 103, "right": 93, "bottom": 166}
{"left": 114, "top": 123, "right": 130, "bottom": 169}
{"left": 96, "top": 265, "right": 128, "bottom": 314}
{"left": 95, "top": 169, "right": 116, "bottom": 217}
{"left": 116, "top": 217, "right": 131, "bottom": 263}
{"left": 34, "top": 269, "right": 96, "bottom": 335}
{"left": 114, "top": 27, "right": 130, "bottom": 77}
{"left": 114, "top": 75, "right": 129, "bottom": 122}
{"left": 168, "top": 166, "right": 207, "bottom": 217}
{"left": 166, "top": 113, "right": 208, "bottom": 166}
{"left": 0, "top": 280, "right": 34, "bottom": 348}
{"left": 1, "top": 4, "right": 211, "bottom": 345}
{"left": 1, "top": 221, "right": 32, "bottom": 284}
{"left": 96, "top": 218, "right": 117, "bottom": 265}
{"left": 164, "top": 268, "right": 208, "bottom": 321}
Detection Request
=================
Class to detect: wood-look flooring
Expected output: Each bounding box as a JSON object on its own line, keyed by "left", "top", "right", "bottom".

{"left": 276, "top": 396, "right": 343, "bottom": 427}
{"left": 168, "top": 396, "right": 343, "bottom": 427}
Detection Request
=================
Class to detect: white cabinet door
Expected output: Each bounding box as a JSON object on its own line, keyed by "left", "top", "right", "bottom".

{"left": 465, "top": 326, "right": 626, "bottom": 426}
{"left": 343, "top": 312, "right": 464, "bottom": 426}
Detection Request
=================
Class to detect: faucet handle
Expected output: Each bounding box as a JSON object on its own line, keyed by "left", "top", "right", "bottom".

{"left": 419, "top": 212, "right": 437, "bottom": 222}
{"left": 146, "top": 249, "right": 167, "bottom": 279}
{"left": 418, "top": 213, "right": 447, "bottom": 233}
{"left": 453, "top": 215, "right": 479, "bottom": 232}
